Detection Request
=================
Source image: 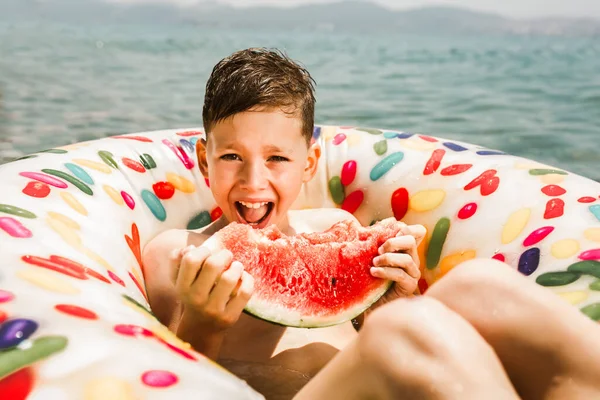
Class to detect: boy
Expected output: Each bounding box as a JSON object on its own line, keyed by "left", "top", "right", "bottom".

{"left": 143, "top": 48, "right": 600, "bottom": 399}
{"left": 142, "top": 48, "right": 424, "bottom": 397}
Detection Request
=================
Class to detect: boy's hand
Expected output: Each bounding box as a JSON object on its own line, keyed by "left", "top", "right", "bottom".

{"left": 170, "top": 245, "right": 254, "bottom": 333}
{"left": 370, "top": 222, "right": 426, "bottom": 306}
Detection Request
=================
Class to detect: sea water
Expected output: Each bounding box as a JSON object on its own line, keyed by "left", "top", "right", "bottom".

{"left": 0, "top": 22, "right": 598, "bottom": 178}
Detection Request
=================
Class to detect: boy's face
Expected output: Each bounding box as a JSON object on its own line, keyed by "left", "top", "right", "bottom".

{"left": 197, "top": 108, "right": 319, "bottom": 230}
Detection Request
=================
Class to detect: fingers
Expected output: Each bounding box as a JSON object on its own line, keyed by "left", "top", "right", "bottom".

{"left": 373, "top": 252, "right": 420, "bottom": 279}
{"left": 371, "top": 265, "right": 416, "bottom": 290}
{"left": 400, "top": 224, "right": 426, "bottom": 245}
{"left": 382, "top": 217, "right": 405, "bottom": 227}
{"left": 225, "top": 271, "right": 255, "bottom": 317}
{"left": 168, "top": 248, "right": 183, "bottom": 284}
{"left": 175, "top": 246, "right": 211, "bottom": 294}
{"left": 189, "top": 249, "right": 234, "bottom": 301}
{"left": 169, "top": 245, "right": 195, "bottom": 283}
{"left": 210, "top": 261, "right": 244, "bottom": 305}
{"left": 200, "top": 264, "right": 254, "bottom": 327}
{"left": 378, "top": 223, "right": 426, "bottom": 253}
{"left": 172, "top": 244, "right": 253, "bottom": 330}
{"left": 379, "top": 235, "right": 417, "bottom": 255}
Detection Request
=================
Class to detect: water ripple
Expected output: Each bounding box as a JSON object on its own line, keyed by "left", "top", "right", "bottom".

{"left": 0, "top": 23, "right": 598, "bottom": 178}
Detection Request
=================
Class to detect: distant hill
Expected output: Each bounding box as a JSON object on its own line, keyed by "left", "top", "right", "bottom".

{"left": 1, "top": 0, "right": 599, "bottom": 36}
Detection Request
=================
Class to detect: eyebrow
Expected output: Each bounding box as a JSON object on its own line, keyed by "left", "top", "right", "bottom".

{"left": 216, "top": 142, "right": 291, "bottom": 153}
{"left": 263, "top": 144, "right": 289, "bottom": 153}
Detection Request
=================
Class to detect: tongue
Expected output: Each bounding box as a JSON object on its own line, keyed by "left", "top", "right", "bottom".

{"left": 240, "top": 204, "right": 269, "bottom": 223}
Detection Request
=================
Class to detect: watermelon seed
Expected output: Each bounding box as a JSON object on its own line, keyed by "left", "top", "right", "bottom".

{"left": 331, "top": 277, "right": 337, "bottom": 286}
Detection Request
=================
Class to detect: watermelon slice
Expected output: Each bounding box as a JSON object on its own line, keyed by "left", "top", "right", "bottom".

{"left": 204, "top": 218, "right": 404, "bottom": 328}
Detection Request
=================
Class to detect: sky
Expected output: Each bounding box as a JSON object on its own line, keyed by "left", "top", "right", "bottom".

{"left": 105, "top": 0, "right": 600, "bottom": 20}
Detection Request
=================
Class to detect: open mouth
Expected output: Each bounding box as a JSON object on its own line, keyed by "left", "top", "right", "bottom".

{"left": 234, "top": 201, "right": 274, "bottom": 229}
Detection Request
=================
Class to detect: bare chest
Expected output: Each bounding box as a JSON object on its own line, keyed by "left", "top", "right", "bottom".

{"left": 217, "top": 315, "right": 357, "bottom": 398}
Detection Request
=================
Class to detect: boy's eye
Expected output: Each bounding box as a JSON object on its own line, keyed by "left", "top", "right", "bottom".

{"left": 221, "top": 154, "right": 240, "bottom": 161}
{"left": 268, "top": 156, "right": 289, "bottom": 162}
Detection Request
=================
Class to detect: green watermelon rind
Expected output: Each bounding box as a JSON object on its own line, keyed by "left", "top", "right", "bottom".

{"left": 243, "top": 279, "right": 393, "bottom": 328}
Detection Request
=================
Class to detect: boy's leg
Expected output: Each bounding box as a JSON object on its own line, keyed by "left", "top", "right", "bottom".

{"left": 426, "top": 259, "right": 600, "bottom": 400}
{"left": 294, "top": 296, "right": 519, "bottom": 400}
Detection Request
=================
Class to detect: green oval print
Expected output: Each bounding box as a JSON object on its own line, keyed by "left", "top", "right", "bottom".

{"left": 140, "top": 153, "right": 157, "bottom": 169}
{"left": 426, "top": 217, "right": 450, "bottom": 270}
{"left": 567, "top": 260, "right": 600, "bottom": 279}
{"left": 581, "top": 303, "right": 600, "bottom": 321}
{"left": 187, "top": 211, "right": 212, "bottom": 230}
{"left": 590, "top": 280, "right": 600, "bottom": 291}
{"left": 373, "top": 140, "right": 387, "bottom": 156}
{"left": 39, "top": 148, "right": 68, "bottom": 154}
{"left": 98, "top": 150, "right": 118, "bottom": 169}
{"left": 42, "top": 169, "right": 93, "bottom": 196}
{"left": 123, "top": 294, "right": 156, "bottom": 318}
{"left": 0, "top": 336, "right": 68, "bottom": 379}
{"left": 16, "top": 155, "right": 38, "bottom": 160}
{"left": 0, "top": 204, "right": 36, "bottom": 219}
{"left": 535, "top": 271, "right": 581, "bottom": 287}
{"left": 328, "top": 176, "right": 345, "bottom": 205}
{"left": 357, "top": 128, "right": 382, "bottom": 135}
{"left": 528, "top": 169, "right": 568, "bottom": 176}
{"left": 139, "top": 156, "right": 151, "bottom": 169}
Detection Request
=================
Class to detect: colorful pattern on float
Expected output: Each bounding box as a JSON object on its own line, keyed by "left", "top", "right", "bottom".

{"left": 1, "top": 126, "right": 600, "bottom": 398}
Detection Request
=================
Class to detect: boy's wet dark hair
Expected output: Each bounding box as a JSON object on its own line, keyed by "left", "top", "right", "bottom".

{"left": 202, "top": 48, "right": 316, "bottom": 145}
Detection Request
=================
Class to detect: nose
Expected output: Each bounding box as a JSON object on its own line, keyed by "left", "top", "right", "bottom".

{"left": 239, "top": 161, "right": 268, "bottom": 191}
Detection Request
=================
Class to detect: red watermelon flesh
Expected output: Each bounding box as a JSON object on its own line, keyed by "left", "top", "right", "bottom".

{"left": 211, "top": 218, "right": 403, "bottom": 327}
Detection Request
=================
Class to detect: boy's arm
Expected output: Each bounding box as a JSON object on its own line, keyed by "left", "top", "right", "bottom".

{"left": 176, "top": 309, "right": 226, "bottom": 360}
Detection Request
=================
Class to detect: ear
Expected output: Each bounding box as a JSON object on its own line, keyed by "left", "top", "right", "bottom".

{"left": 196, "top": 138, "right": 209, "bottom": 178}
{"left": 302, "top": 143, "right": 321, "bottom": 183}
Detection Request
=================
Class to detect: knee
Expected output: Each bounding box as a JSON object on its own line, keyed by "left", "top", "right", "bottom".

{"left": 357, "top": 297, "right": 518, "bottom": 399}
{"left": 359, "top": 297, "right": 440, "bottom": 348}
{"left": 357, "top": 297, "right": 474, "bottom": 378}
{"left": 426, "top": 258, "right": 551, "bottom": 333}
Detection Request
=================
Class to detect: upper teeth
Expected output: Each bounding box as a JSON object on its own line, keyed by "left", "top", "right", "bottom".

{"left": 239, "top": 201, "right": 268, "bottom": 209}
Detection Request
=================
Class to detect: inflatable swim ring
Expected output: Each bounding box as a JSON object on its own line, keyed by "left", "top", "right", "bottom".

{"left": 1, "top": 126, "right": 599, "bottom": 398}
